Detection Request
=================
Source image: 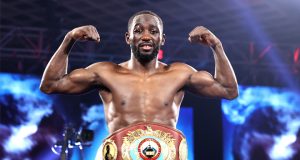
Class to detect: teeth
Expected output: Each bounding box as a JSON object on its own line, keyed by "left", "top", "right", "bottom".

{"left": 142, "top": 45, "right": 152, "bottom": 50}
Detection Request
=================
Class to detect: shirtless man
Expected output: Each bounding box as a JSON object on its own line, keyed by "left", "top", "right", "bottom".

{"left": 40, "top": 10, "right": 238, "bottom": 160}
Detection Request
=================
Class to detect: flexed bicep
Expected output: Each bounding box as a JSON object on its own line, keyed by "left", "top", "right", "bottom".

{"left": 187, "top": 71, "right": 229, "bottom": 99}
{"left": 51, "top": 68, "right": 100, "bottom": 94}
{"left": 40, "top": 25, "right": 103, "bottom": 94}
{"left": 41, "top": 66, "right": 100, "bottom": 94}
{"left": 186, "top": 26, "right": 238, "bottom": 99}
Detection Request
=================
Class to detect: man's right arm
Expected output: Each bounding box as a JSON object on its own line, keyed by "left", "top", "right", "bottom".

{"left": 40, "top": 25, "right": 101, "bottom": 94}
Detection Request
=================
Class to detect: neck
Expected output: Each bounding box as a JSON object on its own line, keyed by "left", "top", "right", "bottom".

{"left": 128, "top": 54, "right": 159, "bottom": 75}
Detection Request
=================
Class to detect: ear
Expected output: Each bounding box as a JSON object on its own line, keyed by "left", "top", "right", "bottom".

{"left": 125, "top": 32, "right": 130, "bottom": 45}
{"left": 161, "top": 33, "right": 166, "bottom": 46}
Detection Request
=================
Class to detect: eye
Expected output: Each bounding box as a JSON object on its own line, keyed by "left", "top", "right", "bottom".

{"left": 133, "top": 28, "right": 142, "bottom": 33}
{"left": 150, "top": 29, "right": 159, "bottom": 34}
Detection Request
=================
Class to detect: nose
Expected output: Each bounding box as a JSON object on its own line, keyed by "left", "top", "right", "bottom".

{"left": 141, "top": 32, "right": 151, "bottom": 41}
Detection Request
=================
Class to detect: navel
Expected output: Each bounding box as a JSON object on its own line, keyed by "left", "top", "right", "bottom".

{"left": 121, "top": 100, "right": 126, "bottom": 106}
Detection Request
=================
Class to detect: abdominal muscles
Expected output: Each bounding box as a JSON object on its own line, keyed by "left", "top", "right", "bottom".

{"left": 104, "top": 93, "right": 180, "bottom": 133}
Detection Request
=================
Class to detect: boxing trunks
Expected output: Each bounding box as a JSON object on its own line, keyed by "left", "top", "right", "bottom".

{"left": 95, "top": 122, "right": 188, "bottom": 160}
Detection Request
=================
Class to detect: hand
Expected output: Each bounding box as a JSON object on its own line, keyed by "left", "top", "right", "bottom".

{"left": 188, "top": 26, "right": 220, "bottom": 47}
{"left": 69, "top": 25, "right": 100, "bottom": 43}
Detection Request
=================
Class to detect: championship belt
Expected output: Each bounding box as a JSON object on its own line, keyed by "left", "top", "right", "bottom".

{"left": 95, "top": 122, "right": 188, "bottom": 160}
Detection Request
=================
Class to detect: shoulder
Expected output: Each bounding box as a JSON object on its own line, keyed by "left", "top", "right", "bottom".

{"left": 86, "top": 61, "right": 118, "bottom": 71}
{"left": 168, "top": 62, "right": 197, "bottom": 72}
{"left": 168, "top": 62, "right": 212, "bottom": 78}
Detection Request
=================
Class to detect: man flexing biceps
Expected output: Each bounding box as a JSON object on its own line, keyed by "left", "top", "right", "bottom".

{"left": 40, "top": 10, "right": 238, "bottom": 160}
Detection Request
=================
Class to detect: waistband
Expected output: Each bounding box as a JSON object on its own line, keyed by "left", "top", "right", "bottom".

{"left": 96, "top": 122, "right": 188, "bottom": 160}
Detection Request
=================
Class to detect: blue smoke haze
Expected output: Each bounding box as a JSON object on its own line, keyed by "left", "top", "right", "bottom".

{"left": 0, "top": 73, "right": 53, "bottom": 154}
{"left": 222, "top": 85, "right": 300, "bottom": 160}
{"left": 81, "top": 104, "right": 106, "bottom": 130}
{"left": 222, "top": 86, "right": 300, "bottom": 124}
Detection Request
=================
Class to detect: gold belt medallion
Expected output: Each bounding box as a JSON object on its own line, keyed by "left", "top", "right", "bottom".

{"left": 99, "top": 139, "right": 118, "bottom": 160}
{"left": 122, "top": 126, "right": 176, "bottom": 160}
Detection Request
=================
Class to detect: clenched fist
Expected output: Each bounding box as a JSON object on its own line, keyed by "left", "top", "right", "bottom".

{"left": 69, "top": 25, "right": 100, "bottom": 43}
{"left": 188, "top": 26, "right": 220, "bottom": 47}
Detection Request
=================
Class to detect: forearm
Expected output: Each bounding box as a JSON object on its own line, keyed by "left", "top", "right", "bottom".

{"left": 40, "top": 32, "right": 75, "bottom": 92}
{"left": 211, "top": 43, "right": 238, "bottom": 96}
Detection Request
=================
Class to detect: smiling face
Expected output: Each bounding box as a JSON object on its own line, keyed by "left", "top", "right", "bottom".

{"left": 126, "top": 14, "right": 165, "bottom": 63}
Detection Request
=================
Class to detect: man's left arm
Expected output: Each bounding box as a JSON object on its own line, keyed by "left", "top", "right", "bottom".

{"left": 186, "top": 26, "right": 238, "bottom": 99}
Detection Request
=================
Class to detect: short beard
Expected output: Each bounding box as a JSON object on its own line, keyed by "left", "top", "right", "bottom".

{"left": 131, "top": 44, "right": 159, "bottom": 63}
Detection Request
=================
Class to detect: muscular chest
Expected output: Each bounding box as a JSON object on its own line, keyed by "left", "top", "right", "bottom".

{"left": 116, "top": 73, "right": 180, "bottom": 96}
{"left": 101, "top": 71, "right": 187, "bottom": 105}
